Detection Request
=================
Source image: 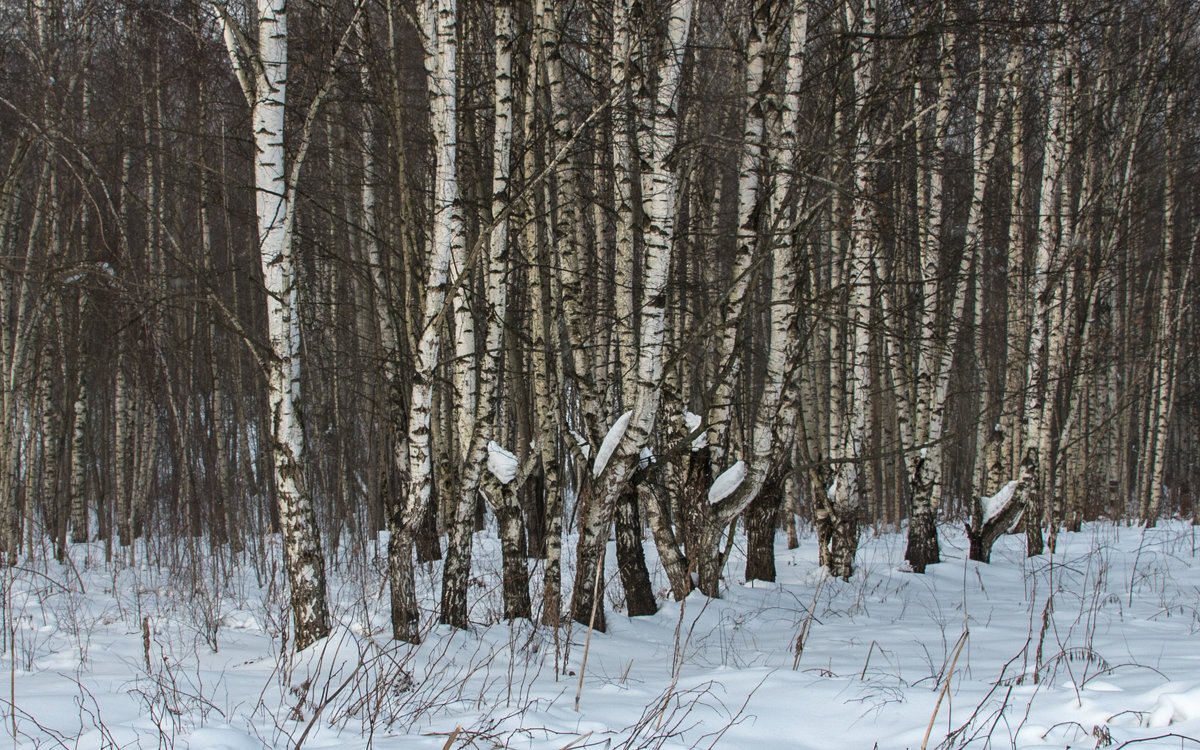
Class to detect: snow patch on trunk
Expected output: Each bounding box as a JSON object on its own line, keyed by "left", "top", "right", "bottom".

{"left": 639, "top": 446, "right": 655, "bottom": 469}
{"left": 708, "top": 461, "right": 746, "bottom": 504}
{"left": 683, "top": 410, "right": 707, "bottom": 451}
{"left": 593, "top": 411, "right": 632, "bottom": 477}
{"left": 487, "top": 441, "right": 518, "bottom": 485}
{"left": 570, "top": 430, "right": 591, "bottom": 460}
{"left": 981, "top": 480, "right": 1019, "bottom": 523}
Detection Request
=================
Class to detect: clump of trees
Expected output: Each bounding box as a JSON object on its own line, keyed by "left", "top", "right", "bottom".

{"left": 1, "top": 0, "right": 1197, "bottom": 650}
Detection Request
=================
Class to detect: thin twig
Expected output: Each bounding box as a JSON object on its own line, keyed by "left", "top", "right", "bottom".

{"left": 793, "top": 572, "right": 826, "bottom": 669}
{"left": 574, "top": 552, "right": 606, "bottom": 712}
{"left": 440, "top": 725, "right": 463, "bottom": 750}
{"left": 921, "top": 629, "right": 968, "bottom": 750}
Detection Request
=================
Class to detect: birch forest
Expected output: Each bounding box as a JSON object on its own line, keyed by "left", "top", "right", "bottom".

{"left": 2, "top": 0, "right": 1199, "bottom": 654}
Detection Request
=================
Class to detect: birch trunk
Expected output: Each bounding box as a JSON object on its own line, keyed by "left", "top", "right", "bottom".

{"left": 825, "top": 0, "right": 876, "bottom": 580}
{"left": 391, "top": 0, "right": 463, "bottom": 642}
{"left": 67, "top": 358, "right": 88, "bottom": 545}
{"left": 907, "top": 23, "right": 1002, "bottom": 571}
{"left": 441, "top": 0, "right": 523, "bottom": 627}
{"left": 215, "top": 0, "right": 347, "bottom": 650}
{"left": 740, "top": 0, "right": 807, "bottom": 584}
{"left": 1140, "top": 90, "right": 1184, "bottom": 526}
{"left": 705, "top": 0, "right": 769, "bottom": 465}
{"left": 1015, "top": 40, "right": 1068, "bottom": 557}
{"left": 901, "top": 15, "right": 956, "bottom": 573}
{"left": 570, "top": 0, "right": 694, "bottom": 630}
{"left": 998, "top": 34, "right": 1030, "bottom": 492}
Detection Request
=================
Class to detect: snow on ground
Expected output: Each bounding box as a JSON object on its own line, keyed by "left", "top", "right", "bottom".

{"left": 5, "top": 521, "right": 1200, "bottom": 748}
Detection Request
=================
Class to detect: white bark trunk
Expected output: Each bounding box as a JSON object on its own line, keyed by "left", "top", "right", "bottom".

{"left": 1016, "top": 41, "right": 1068, "bottom": 556}
{"left": 570, "top": 0, "right": 694, "bottom": 628}
{"left": 216, "top": 0, "right": 334, "bottom": 651}
{"left": 393, "top": 0, "right": 463, "bottom": 642}
{"left": 706, "top": 1, "right": 770, "bottom": 464}
{"left": 826, "top": 0, "right": 875, "bottom": 580}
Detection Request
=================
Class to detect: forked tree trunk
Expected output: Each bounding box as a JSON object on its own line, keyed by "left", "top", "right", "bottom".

{"left": 569, "top": 0, "right": 694, "bottom": 630}
{"left": 214, "top": 0, "right": 364, "bottom": 650}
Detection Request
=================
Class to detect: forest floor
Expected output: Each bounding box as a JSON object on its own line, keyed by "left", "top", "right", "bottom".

{"left": 5, "top": 519, "right": 1200, "bottom": 749}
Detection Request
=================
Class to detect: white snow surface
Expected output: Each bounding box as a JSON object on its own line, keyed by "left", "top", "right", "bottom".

{"left": 592, "top": 410, "right": 632, "bottom": 477}
{"left": 708, "top": 460, "right": 746, "bottom": 504}
{"left": 486, "top": 440, "right": 518, "bottom": 484}
{"left": 981, "top": 479, "right": 1020, "bottom": 523}
{"left": 9, "top": 522, "right": 1200, "bottom": 749}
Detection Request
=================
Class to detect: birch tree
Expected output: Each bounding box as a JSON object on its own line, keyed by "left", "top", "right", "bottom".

{"left": 1140, "top": 85, "right": 1191, "bottom": 525}
{"left": 388, "top": 0, "right": 464, "bottom": 642}
{"left": 569, "top": 0, "right": 695, "bottom": 631}
{"left": 812, "top": 0, "right": 876, "bottom": 580}
{"left": 214, "top": 0, "right": 363, "bottom": 651}
{"left": 1011, "top": 27, "right": 1069, "bottom": 557}
{"left": 440, "top": 0, "right": 524, "bottom": 627}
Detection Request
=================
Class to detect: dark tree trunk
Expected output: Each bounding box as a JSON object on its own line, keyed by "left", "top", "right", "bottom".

{"left": 439, "top": 485, "right": 473, "bottom": 629}
{"left": 570, "top": 480, "right": 610, "bottom": 632}
{"left": 496, "top": 501, "right": 531, "bottom": 620}
{"left": 680, "top": 449, "right": 723, "bottom": 598}
{"left": 745, "top": 471, "right": 783, "bottom": 583}
{"left": 523, "top": 465, "right": 546, "bottom": 559}
{"left": 415, "top": 488, "right": 442, "bottom": 563}
{"left": 542, "top": 482, "right": 563, "bottom": 627}
{"left": 389, "top": 520, "right": 420, "bottom": 643}
{"left": 1023, "top": 452, "right": 1044, "bottom": 556}
{"left": 615, "top": 479, "right": 656, "bottom": 616}
{"left": 904, "top": 463, "right": 940, "bottom": 573}
{"left": 829, "top": 510, "right": 859, "bottom": 580}
{"left": 811, "top": 473, "right": 834, "bottom": 570}
{"left": 967, "top": 483, "right": 1025, "bottom": 563}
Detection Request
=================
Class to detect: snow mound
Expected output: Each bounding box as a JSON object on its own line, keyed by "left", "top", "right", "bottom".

{"left": 593, "top": 411, "right": 632, "bottom": 477}
{"left": 1148, "top": 688, "right": 1200, "bottom": 727}
{"left": 708, "top": 461, "right": 746, "bottom": 504}
{"left": 487, "top": 441, "right": 518, "bottom": 484}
